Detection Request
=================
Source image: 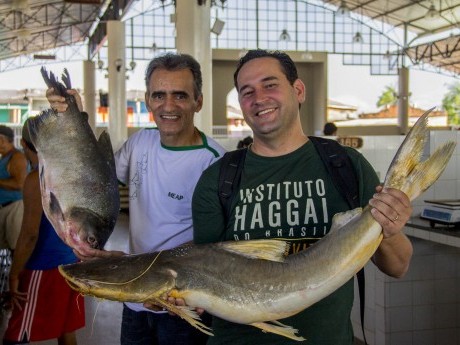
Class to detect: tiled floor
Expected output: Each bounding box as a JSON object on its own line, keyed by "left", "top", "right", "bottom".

{"left": 0, "top": 212, "right": 130, "bottom": 345}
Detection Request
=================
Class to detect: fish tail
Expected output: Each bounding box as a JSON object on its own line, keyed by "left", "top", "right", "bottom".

{"left": 383, "top": 107, "right": 456, "bottom": 200}
{"left": 40, "top": 66, "right": 69, "bottom": 97}
{"left": 401, "top": 141, "right": 456, "bottom": 201}
{"left": 61, "top": 68, "right": 72, "bottom": 89}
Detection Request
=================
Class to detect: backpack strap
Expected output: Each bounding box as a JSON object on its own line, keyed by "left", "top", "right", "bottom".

{"left": 308, "top": 136, "right": 359, "bottom": 209}
{"left": 218, "top": 148, "right": 247, "bottom": 226}
{"left": 308, "top": 136, "right": 367, "bottom": 345}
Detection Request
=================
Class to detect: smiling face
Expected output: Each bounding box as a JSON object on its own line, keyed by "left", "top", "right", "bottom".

{"left": 236, "top": 57, "right": 306, "bottom": 142}
{"left": 145, "top": 68, "right": 203, "bottom": 146}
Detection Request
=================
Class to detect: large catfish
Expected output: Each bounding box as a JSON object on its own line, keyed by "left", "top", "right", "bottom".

{"left": 59, "top": 109, "right": 455, "bottom": 341}
{"left": 27, "top": 67, "right": 120, "bottom": 255}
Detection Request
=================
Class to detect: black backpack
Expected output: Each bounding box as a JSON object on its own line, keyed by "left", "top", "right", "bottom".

{"left": 217, "top": 136, "right": 368, "bottom": 344}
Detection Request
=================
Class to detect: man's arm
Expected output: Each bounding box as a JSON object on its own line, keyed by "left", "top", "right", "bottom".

{"left": 370, "top": 186, "right": 413, "bottom": 278}
{"left": 0, "top": 151, "right": 27, "bottom": 191}
{"left": 8, "top": 172, "right": 42, "bottom": 310}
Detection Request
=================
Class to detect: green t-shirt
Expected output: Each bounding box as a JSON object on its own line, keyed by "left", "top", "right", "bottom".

{"left": 192, "top": 141, "right": 379, "bottom": 345}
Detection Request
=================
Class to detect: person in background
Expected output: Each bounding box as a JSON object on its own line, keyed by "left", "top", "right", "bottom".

{"left": 3, "top": 118, "right": 85, "bottom": 345}
{"left": 323, "top": 121, "right": 337, "bottom": 136}
{"left": 0, "top": 125, "right": 27, "bottom": 252}
{"left": 192, "top": 49, "right": 413, "bottom": 344}
{"left": 237, "top": 135, "right": 253, "bottom": 149}
{"left": 46, "top": 53, "right": 226, "bottom": 345}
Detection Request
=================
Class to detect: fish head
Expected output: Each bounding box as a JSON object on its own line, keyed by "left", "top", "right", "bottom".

{"left": 59, "top": 253, "right": 177, "bottom": 303}
{"left": 55, "top": 206, "right": 115, "bottom": 256}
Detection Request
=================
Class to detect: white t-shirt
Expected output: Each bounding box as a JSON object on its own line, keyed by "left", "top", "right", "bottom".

{"left": 116, "top": 128, "right": 225, "bottom": 313}
{"left": 116, "top": 127, "right": 225, "bottom": 254}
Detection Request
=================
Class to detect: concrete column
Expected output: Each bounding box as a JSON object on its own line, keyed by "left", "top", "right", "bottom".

{"left": 107, "top": 20, "right": 127, "bottom": 151}
{"left": 175, "top": 0, "right": 212, "bottom": 136}
{"left": 397, "top": 67, "right": 409, "bottom": 135}
{"left": 83, "top": 60, "right": 96, "bottom": 134}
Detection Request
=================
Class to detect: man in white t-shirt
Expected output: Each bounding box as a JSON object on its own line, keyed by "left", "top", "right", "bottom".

{"left": 46, "top": 53, "right": 225, "bottom": 345}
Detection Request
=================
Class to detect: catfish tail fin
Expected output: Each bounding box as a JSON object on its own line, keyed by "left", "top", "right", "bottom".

{"left": 383, "top": 107, "right": 456, "bottom": 200}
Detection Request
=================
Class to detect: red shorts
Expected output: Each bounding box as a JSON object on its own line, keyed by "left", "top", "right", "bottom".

{"left": 4, "top": 267, "right": 85, "bottom": 342}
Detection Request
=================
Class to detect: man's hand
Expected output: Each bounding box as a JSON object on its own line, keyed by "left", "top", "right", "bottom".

{"left": 73, "top": 248, "right": 126, "bottom": 262}
{"left": 369, "top": 186, "right": 413, "bottom": 277}
{"left": 46, "top": 87, "right": 83, "bottom": 113}
{"left": 7, "top": 275, "right": 28, "bottom": 311}
{"left": 143, "top": 295, "right": 205, "bottom": 316}
{"left": 369, "top": 186, "right": 412, "bottom": 237}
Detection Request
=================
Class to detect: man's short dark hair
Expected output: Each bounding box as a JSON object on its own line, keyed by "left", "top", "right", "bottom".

{"left": 0, "top": 125, "right": 14, "bottom": 143}
{"left": 233, "top": 49, "right": 299, "bottom": 90}
{"left": 323, "top": 122, "right": 338, "bottom": 135}
{"left": 145, "top": 53, "right": 203, "bottom": 100}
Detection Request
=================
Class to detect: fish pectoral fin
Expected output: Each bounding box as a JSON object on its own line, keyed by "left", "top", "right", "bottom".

{"left": 97, "top": 131, "right": 116, "bottom": 168}
{"left": 329, "top": 208, "right": 362, "bottom": 233}
{"left": 220, "top": 239, "right": 289, "bottom": 262}
{"left": 49, "top": 192, "right": 64, "bottom": 221}
{"left": 149, "top": 297, "right": 213, "bottom": 336}
{"left": 250, "top": 321, "right": 305, "bottom": 342}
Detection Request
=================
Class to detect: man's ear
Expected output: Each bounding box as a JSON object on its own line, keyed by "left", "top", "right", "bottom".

{"left": 195, "top": 94, "right": 203, "bottom": 113}
{"left": 144, "top": 92, "right": 151, "bottom": 112}
{"left": 293, "top": 79, "right": 306, "bottom": 104}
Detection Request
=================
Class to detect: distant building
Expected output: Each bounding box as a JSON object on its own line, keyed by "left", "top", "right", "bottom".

{"left": 359, "top": 104, "right": 446, "bottom": 119}
{"left": 327, "top": 100, "right": 358, "bottom": 122}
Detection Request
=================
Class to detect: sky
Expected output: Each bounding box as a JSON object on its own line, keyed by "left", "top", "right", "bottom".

{"left": 0, "top": 54, "right": 457, "bottom": 114}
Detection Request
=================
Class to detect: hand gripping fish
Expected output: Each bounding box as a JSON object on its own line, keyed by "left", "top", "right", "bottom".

{"left": 58, "top": 109, "right": 455, "bottom": 341}
{"left": 26, "top": 67, "right": 120, "bottom": 255}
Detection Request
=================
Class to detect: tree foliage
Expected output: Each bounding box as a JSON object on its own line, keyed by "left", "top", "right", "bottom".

{"left": 442, "top": 82, "right": 460, "bottom": 125}
{"left": 376, "top": 85, "right": 397, "bottom": 108}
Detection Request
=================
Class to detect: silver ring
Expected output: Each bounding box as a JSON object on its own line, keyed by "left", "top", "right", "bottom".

{"left": 393, "top": 214, "right": 399, "bottom": 222}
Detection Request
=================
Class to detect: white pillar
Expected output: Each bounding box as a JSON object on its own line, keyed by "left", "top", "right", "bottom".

{"left": 83, "top": 60, "right": 96, "bottom": 134}
{"left": 107, "top": 20, "right": 127, "bottom": 151}
{"left": 398, "top": 67, "right": 409, "bottom": 135}
{"left": 175, "top": 0, "right": 212, "bottom": 136}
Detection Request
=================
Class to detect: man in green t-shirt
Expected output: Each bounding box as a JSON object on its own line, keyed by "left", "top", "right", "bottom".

{"left": 191, "top": 50, "right": 413, "bottom": 344}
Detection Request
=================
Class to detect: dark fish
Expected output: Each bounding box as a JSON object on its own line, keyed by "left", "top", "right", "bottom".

{"left": 27, "top": 67, "right": 120, "bottom": 255}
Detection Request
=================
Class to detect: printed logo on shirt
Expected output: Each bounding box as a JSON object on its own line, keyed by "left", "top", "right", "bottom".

{"left": 168, "top": 192, "right": 184, "bottom": 200}
{"left": 129, "top": 153, "right": 148, "bottom": 199}
{"left": 231, "top": 178, "right": 331, "bottom": 241}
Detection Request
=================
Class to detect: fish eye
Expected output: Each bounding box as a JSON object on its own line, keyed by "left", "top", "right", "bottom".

{"left": 87, "top": 235, "right": 98, "bottom": 248}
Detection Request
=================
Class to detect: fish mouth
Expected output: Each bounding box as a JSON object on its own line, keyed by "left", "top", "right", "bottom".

{"left": 66, "top": 278, "right": 87, "bottom": 292}
{"left": 58, "top": 265, "right": 91, "bottom": 293}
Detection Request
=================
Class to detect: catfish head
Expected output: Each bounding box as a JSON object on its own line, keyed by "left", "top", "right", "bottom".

{"left": 59, "top": 252, "right": 177, "bottom": 303}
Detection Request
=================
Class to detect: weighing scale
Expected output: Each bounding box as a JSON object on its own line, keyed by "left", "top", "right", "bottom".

{"left": 421, "top": 199, "right": 460, "bottom": 229}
